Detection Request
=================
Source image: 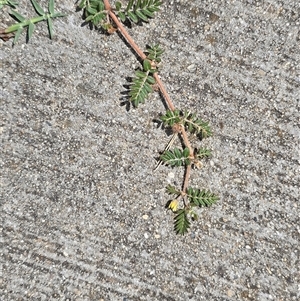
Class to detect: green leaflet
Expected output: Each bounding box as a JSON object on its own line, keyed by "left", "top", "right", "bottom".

{"left": 47, "top": 16, "right": 53, "bottom": 39}
{"left": 182, "top": 111, "right": 212, "bottom": 138}
{"left": 115, "top": 1, "right": 122, "bottom": 11}
{"left": 160, "top": 109, "right": 212, "bottom": 139}
{"left": 143, "top": 59, "right": 152, "bottom": 71}
{"left": 28, "top": 22, "right": 34, "bottom": 39}
{"left": 146, "top": 44, "right": 164, "bottom": 62}
{"left": 78, "top": 0, "right": 87, "bottom": 9}
{"left": 49, "top": 0, "right": 55, "bottom": 15}
{"left": 160, "top": 109, "right": 181, "bottom": 126}
{"left": 127, "top": 10, "right": 138, "bottom": 23}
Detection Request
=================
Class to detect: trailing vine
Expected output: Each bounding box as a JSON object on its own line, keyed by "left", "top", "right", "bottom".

{"left": 0, "top": 0, "right": 219, "bottom": 235}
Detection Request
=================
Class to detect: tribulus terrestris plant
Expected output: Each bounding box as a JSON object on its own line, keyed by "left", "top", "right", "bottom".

{"left": 1, "top": 0, "right": 219, "bottom": 235}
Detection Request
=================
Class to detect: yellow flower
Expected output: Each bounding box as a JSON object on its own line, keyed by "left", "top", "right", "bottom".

{"left": 169, "top": 199, "right": 179, "bottom": 212}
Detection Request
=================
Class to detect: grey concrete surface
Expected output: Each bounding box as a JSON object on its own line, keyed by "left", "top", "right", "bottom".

{"left": 1, "top": 0, "right": 299, "bottom": 300}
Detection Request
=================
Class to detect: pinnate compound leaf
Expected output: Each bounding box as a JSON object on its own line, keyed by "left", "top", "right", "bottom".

{"left": 160, "top": 109, "right": 181, "bottom": 127}
{"left": 186, "top": 188, "right": 219, "bottom": 207}
{"left": 3, "top": 0, "right": 65, "bottom": 45}
{"left": 183, "top": 111, "right": 212, "bottom": 138}
{"left": 129, "top": 70, "right": 155, "bottom": 107}
{"left": 174, "top": 209, "right": 190, "bottom": 235}
{"left": 118, "top": 0, "right": 162, "bottom": 24}
{"left": 196, "top": 147, "right": 212, "bottom": 159}
{"left": 79, "top": 0, "right": 106, "bottom": 26}
{"left": 146, "top": 44, "right": 164, "bottom": 62}
{"left": 166, "top": 185, "right": 180, "bottom": 196}
{"left": 160, "top": 148, "right": 190, "bottom": 167}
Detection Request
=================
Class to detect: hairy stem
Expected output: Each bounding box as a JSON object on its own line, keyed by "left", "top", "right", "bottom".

{"left": 104, "top": 0, "right": 194, "bottom": 175}
{"left": 180, "top": 125, "right": 193, "bottom": 156}
{"left": 104, "top": 1, "right": 175, "bottom": 111}
{"left": 182, "top": 164, "right": 191, "bottom": 202}
{"left": 153, "top": 73, "right": 175, "bottom": 111}
{"left": 103, "top": 0, "right": 111, "bottom": 10}
{"left": 104, "top": 0, "right": 146, "bottom": 59}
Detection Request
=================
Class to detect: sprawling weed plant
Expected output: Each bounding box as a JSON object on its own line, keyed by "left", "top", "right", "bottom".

{"left": 1, "top": 0, "right": 218, "bottom": 234}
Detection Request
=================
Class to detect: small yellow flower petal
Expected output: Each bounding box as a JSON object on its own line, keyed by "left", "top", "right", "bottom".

{"left": 169, "top": 199, "right": 179, "bottom": 212}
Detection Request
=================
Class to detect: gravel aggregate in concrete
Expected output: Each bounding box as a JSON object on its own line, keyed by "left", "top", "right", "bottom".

{"left": 1, "top": 0, "right": 299, "bottom": 300}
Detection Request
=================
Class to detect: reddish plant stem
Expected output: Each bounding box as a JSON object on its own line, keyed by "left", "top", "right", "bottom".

{"left": 105, "top": 1, "right": 146, "bottom": 60}
{"left": 104, "top": 1, "right": 177, "bottom": 114}
{"left": 104, "top": 0, "right": 194, "bottom": 192}
{"left": 180, "top": 125, "right": 193, "bottom": 155}
{"left": 103, "top": 0, "right": 111, "bottom": 10}
{"left": 153, "top": 73, "right": 175, "bottom": 111}
{"left": 182, "top": 164, "right": 192, "bottom": 202}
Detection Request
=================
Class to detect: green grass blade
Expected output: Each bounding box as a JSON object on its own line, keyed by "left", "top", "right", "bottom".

{"left": 51, "top": 12, "right": 66, "bottom": 18}
{"left": 10, "top": 9, "right": 26, "bottom": 22}
{"left": 47, "top": 16, "right": 53, "bottom": 39}
{"left": 28, "top": 22, "right": 34, "bottom": 40}
{"left": 30, "top": 0, "right": 45, "bottom": 16}
{"left": 48, "top": 0, "right": 54, "bottom": 14}
{"left": 13, "top": 27, "right": 23, "bottom": 45}
{"left": 0, "top": 0, "right": 18, "bottom": 9}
